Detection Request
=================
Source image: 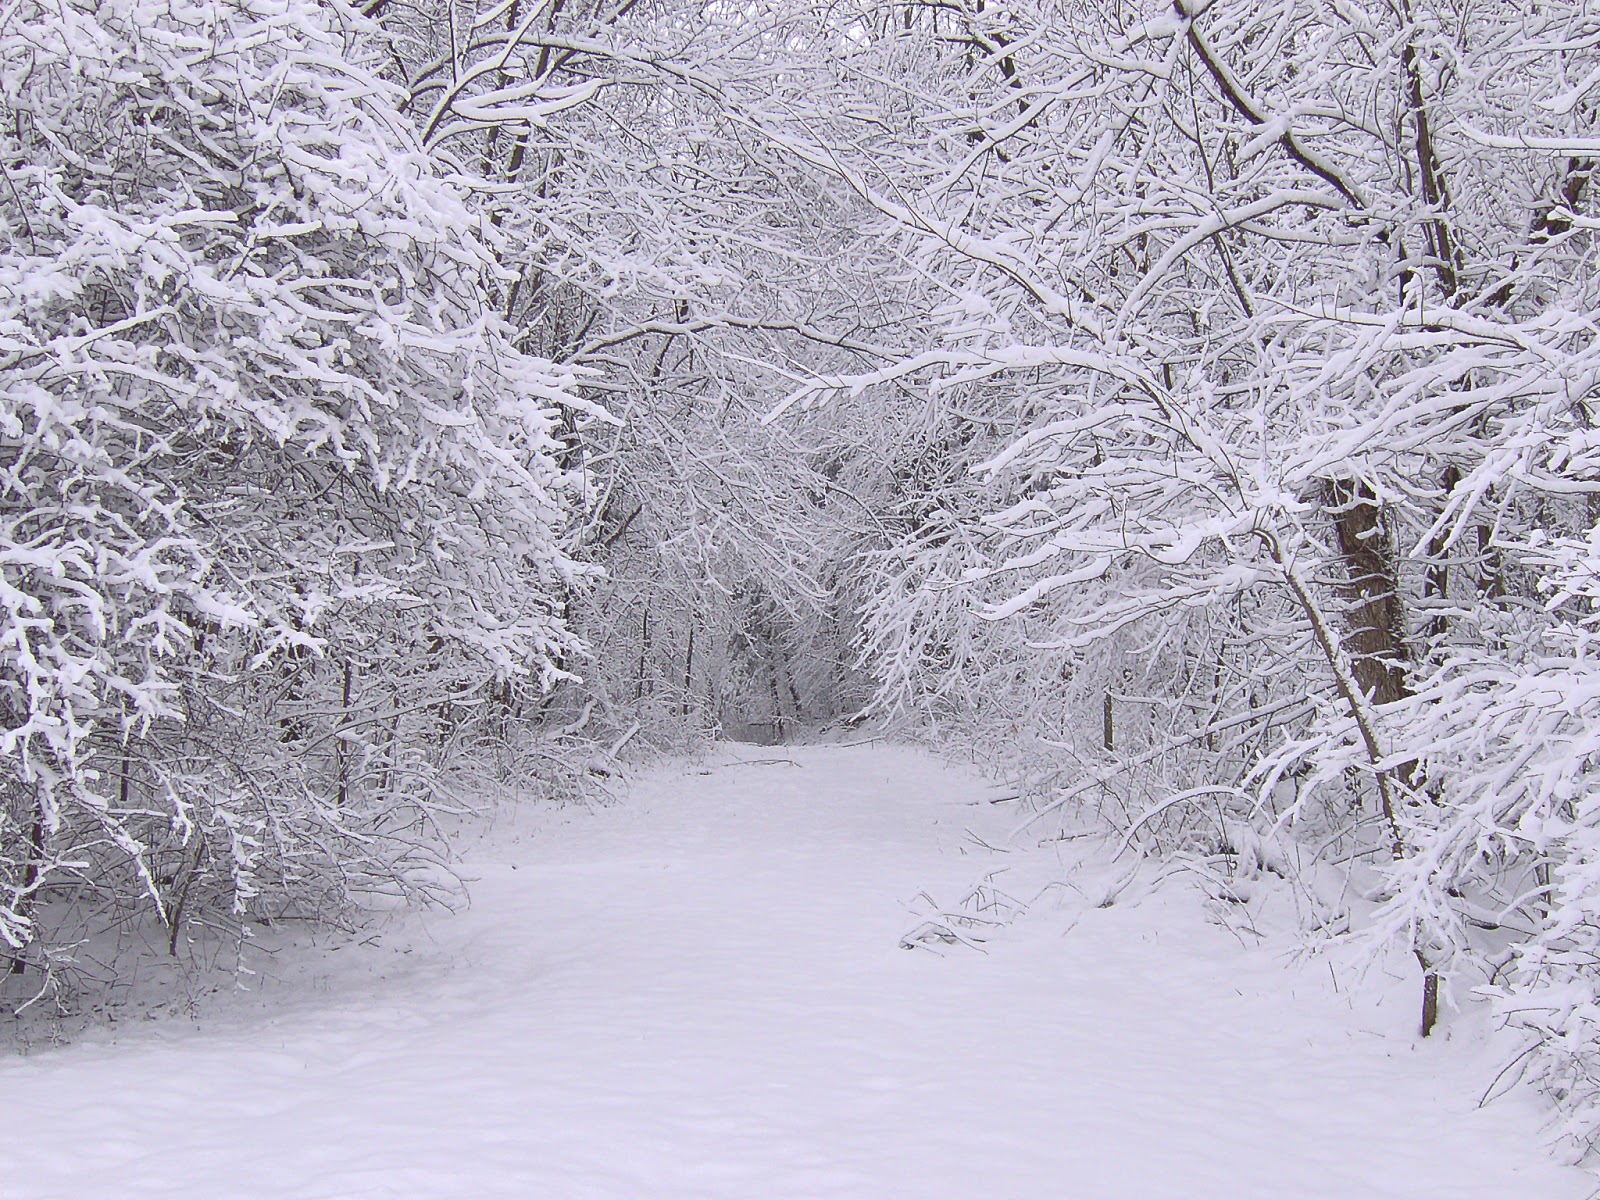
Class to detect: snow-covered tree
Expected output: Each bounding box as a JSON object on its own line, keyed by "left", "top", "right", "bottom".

{"left": 361, "top": 0, "right": 896, "bottom": 743}
{"left": 0, "top": 0, "right": 591, "bottom": 998}
{"left": 725, "top": 0, "right": 1600, "bottom": 1144}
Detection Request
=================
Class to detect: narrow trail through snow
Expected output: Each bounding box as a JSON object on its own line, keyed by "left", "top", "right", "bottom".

{"left": 2, "top": 743, "right": 1592, "bottom": 1199}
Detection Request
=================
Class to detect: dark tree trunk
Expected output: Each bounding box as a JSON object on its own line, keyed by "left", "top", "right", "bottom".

{"left": 10, "top": 808, "right": 44, "bottom": 976}
{"left": 1326, "top": 479, "right": 1440, "bottom": 1034}
{"left": 1326, "top": 479, "right": 1410, "bottom": 706}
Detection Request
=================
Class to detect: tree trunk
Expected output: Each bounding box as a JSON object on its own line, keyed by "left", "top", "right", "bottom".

{"left": 682, "top": 625, "right": 695, "bottom": 718}
{"left": 9, "top": 808, "right": 44, "bottom": 976}
{"left": 1278, "top": 513, "right": 1440, "bottom": 1035}
{"left": 635, "top": 607, "right": 651, "bottom": 705}
{"left": 1424, "top": 465, "right": 1461, "bottom": 645}
{"left": 1325, "top": 479, "right": 1410, "bottom": 707}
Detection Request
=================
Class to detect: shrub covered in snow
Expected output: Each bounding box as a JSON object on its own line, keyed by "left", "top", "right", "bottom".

{"left": 0, "top": 0, "right": 592, "bottom": 1003}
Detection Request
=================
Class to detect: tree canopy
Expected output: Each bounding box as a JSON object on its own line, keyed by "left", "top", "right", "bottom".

{"left": 8, "top": 0, "right": 1600, "bottom": 1159}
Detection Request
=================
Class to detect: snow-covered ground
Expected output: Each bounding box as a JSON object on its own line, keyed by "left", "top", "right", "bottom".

{"left": 2, "top": 743, "right": 1591, "bottom": 1198}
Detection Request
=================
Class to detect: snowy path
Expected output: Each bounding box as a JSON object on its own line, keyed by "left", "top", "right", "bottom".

{"left": 2, "top": 743, "right": 1592, "bottom": 1199}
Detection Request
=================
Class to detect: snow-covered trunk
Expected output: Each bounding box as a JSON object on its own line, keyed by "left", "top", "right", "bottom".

{"left": 1325, "top": 481, "right": 1411, "bottom": 711}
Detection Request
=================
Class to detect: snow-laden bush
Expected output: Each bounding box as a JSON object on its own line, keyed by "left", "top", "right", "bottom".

{"left": 0, "top": 0, "right": 595, "bottom": 1003}
{"left": 1378, "top": 506, "right": 1600, "bottom": 1153}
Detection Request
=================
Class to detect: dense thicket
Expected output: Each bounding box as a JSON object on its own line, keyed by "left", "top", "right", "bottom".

{"left": 369, "top": 0, "right": 881, "bottom": 741}
{"left": 9, "top": 0, "right": 1600, "bottom": 1160}
{"left": 0, "top": 0, "right": 592, "bottom": 1004}
{"left": 748, "top": 0, "right": 1600, "bottom": 1152}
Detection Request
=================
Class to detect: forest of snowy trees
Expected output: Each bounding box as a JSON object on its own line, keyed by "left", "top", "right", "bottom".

{"left": 6, "top": 0, "right": 1600, "bottom": 1154}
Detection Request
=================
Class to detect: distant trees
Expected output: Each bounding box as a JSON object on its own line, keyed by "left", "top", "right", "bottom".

{"left": 362, "top": 0, "right": 888, "bottom": 739}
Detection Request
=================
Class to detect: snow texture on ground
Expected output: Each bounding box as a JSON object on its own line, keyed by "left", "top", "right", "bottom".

{"left": 2, "top": 742, "right": 1592, "bottom": 1198}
